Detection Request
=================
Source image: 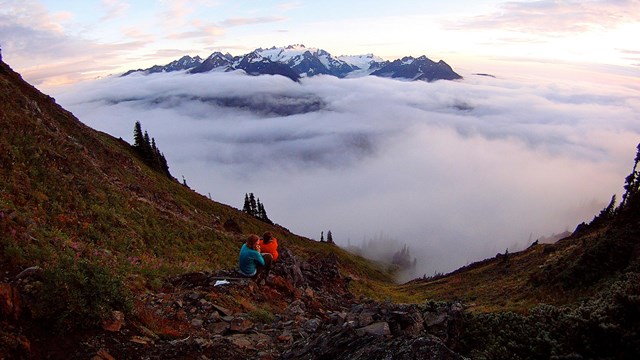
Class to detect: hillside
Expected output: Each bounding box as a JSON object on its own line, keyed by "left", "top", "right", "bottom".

{"left": 1, "top": 56, "right": 639, "bottom": 359}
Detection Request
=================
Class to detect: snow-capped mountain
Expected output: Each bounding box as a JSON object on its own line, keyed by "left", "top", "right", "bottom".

{"left": 190, "top": 52, "right": 234, "bottom": 74}
{"left": 370, "top": 56, "right": 462, "bottom": 82}
{"left": 122, "top": 55, "right": 203, "bottom": 76}
{"left": 122, "top": 45, "right": 461, "bottom": 82}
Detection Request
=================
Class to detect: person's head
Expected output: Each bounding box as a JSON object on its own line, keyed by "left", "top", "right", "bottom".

{"left": 262, "top": 231, "right": 273, "bottom": 243}
{"left": 247, "top": 234, "right": 260, "bottom": 249}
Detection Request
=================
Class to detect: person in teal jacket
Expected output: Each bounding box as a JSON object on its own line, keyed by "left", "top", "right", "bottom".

{"left": 238, "top": 234, "right": 272, "bottom": 282}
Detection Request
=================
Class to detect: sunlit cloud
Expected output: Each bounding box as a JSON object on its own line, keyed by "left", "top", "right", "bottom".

{"left": 100, "top": 0, "right": 129, "bottom": 22}
{"left": 278, "top": 1, "right": 303, "bottom": 11}
{"left": 220, "top": 16, "right": 287, "bottom": 28}
{"left": 449, "top": 0, "right": 640, "bottom": 34}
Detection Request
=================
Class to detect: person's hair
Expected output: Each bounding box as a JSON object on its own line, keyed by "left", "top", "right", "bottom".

{"left": 262, "top": 231, "right": 273, "bottom": 242}
{"left": 247, "top": 234, "right": 260, "bottom": 246}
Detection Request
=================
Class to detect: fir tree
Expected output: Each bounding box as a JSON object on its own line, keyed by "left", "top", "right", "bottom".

{"left": 327, "top": 230, "right": 333, "bottom": 244}
{"left": 621, "top": 143, "right": 640, "bottom": 210}
{"left": 320, "top": 231, "right": 324, "bottom": 242}
{"left": 249, "top": 193, "right": 257, "bottom": 216}
{"left": 132, "top": 121, "right": 172, "bottom": 178}
{"left": 133, "top": 121, "right": 145, "bottom": 149}
{"left": 256, "top": 199, "right": 263, "bottom": 218}
{"left": 242, "top": 193, "right": 251, "bottom": 214}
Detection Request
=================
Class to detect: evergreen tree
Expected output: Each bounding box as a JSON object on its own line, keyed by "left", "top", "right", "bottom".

{"left": 256, "top": 199, "right": 263, "bottom": 219}
{"left": 133, "top": 121, "right": 145, "bottom": 149}
{"left": 249, "top": 193, "right": 257, "bottom": 216}
{"left": 327, "top": 230, "right": 333, "bottom": 244}
{"left": 242, "top": 193, "right": 251, "bottom": 214}
{"left": 621, "top": 143, "right": 640, "bottom": 210}
{"left": 320, "top": 231, "right": 324, "bottom": 242}
{"left": 132, "top": 121, "right": 172, "bottom": 178}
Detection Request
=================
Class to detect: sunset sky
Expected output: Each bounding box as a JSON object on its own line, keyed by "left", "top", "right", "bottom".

{"left": 1, "top": 0, "right": 639, "bottom": 87}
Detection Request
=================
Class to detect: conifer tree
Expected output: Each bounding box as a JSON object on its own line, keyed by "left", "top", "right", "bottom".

{"left": 242, "top": 193, "right": 251, "bottom": 214}
{"left": 134, "top": 121, "right": 145, "bottom": 149}
{"left": 320, "top": 231, "right": 324, "bottom": 242}
{"left": 256, "top": 199, "right": 263, "bottom": 218}
{"left": 249, "top": 193, "right": 257, "bottom": 216}
{"left": 327, "top": 230, "right": 333, "bottom": 244}
{"left": 132, "top": 121, "right": 172, "bottom": 178}
{"left": 621, "top": 143, "right": 640, "bottom": 210}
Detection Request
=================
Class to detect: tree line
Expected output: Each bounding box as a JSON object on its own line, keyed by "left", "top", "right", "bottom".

{"left": 242, "top": 193, "right": 273, "bottom": 224}
{"left": 133, "top": 121, "right": 171, "bottom": 178}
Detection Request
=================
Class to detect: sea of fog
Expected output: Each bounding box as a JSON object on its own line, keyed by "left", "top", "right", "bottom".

{"left": 49, "top": 65, "right": 640, "bottom": 280}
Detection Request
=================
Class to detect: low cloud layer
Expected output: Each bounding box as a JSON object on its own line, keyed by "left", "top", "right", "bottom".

{"left": 52, "top": 67, "right": 640, "bottom": 278}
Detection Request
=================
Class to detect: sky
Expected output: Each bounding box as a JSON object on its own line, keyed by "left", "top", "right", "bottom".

{"left": 1, "top": 0, "right": 640, "bottom": 279}
{"left": 1, "top": 0, "right": 639, "bottom": 87}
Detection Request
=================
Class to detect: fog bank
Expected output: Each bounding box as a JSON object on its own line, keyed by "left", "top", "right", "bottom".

{"left": 52, "top": 67, "right": 640, "bottom": 277}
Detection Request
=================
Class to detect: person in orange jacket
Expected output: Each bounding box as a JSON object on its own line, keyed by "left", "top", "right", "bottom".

{"left": 259, "top": 231, "right": 279, "bottom": 262}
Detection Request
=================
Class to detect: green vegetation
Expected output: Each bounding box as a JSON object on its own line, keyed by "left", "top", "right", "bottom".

{"left": 461, "top": 273, "right": 640, "bottom": 360}
{"left": 249, "top": 308, "right": 276, "bottom": 324}
{"left": 30, "top": 255, "right": 132, "bottom": 331}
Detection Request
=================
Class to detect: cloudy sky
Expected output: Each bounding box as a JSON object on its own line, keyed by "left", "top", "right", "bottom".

{"left": 1, "top": 0, "right": 640, "bottom": 278}
{"left": 1, "top": 0, "right": 639, "bottom": 87}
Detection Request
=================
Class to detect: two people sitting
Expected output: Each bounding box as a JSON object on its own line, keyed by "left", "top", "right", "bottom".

{"left": 238, "top": 231, "right": 279, "bottom": 284}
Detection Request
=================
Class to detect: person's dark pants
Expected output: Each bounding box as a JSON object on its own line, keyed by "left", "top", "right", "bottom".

{"left": 256, "top": 253, "right": 273, "bottom": 281}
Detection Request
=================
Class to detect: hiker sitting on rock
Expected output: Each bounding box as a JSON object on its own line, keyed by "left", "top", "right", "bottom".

{"left": 259, "top": 231, "right": 279, "bottom": 262}
{"left": 238, "top": 234, "right": 272, "bottom": 283}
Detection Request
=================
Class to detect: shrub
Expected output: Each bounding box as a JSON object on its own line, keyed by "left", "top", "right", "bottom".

{"left": 249, "top": 308, "right": 275, "bottom": 324}
{"left": 460, "top": 273, "right": 640, "bottom": 359}
{"left": 31, "top": 254, "right": 131, "bottom": 332}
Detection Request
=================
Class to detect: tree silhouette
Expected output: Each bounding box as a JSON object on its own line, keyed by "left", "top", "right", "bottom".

{"left": 327, "top": 230, "right": 334, "bottom": 244}
{"left": 132, "top": 121, "right": 171, "bottom": 178}
{"left": 242, "top": 192, "right": 273, "bottom": 224}
{"left": 621, "top": 143, "right": 640, "bottom": 211}
{"left": 249, "top": 193, "right": 257, "bottom": 216}
{"left": 242, "top": 193, "right": 251, "bottom": 214}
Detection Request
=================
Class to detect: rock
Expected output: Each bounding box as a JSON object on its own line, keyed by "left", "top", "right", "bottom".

{"left": 277, "top": 330, "right": 293, "bottom": 343}
{"left": 228, "top": 334, "right": 254, "bottom": 350}
{"left": 101, "top": 310, "right": 125, "bottom": 332}
{"left": 304, "top": 318, "right": 321, "bottom": 333}
{"left": 213, "top": 304, "right": 233, "bottom": 317}
{"left": 207, "top": 321, "right": 230, "bottom": 335}
{"left": 191, "top": 318, "right": 204, "bottom": 328}
{"left": 130, "top": 336, "right": 153, "bottom": 345}
{"left": 358, "top": 311, "right": 375, "bottom": 327}
{"left": 356, "top": 322, "right": 391, "bottom": 336}
{"left": 14, "top": 266, "right": 43, "bottom": 281}
{"left": 304, "top": 287, "right": 314, "bottom": 298}
{"left": 229, "top": 317, "right": 253, "bottom": 333}
{"left": 0, "top": 283, "right": 21, "bottom": 321}
{"left": 424, "top": 312, "right": 447, "bottom": 328}
{"left": 92, "top": 348, "right": 115, "bottom": 360}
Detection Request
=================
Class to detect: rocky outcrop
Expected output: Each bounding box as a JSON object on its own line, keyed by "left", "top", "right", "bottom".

{"left": 0, "top": 245, "right": 467, "bottom": 359}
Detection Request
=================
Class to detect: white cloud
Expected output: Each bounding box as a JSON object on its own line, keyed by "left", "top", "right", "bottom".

{"left": 449, "top": 0, "right": 640, "bottom": 34}
{"left": 51, "top": 66, "right": 640, "bottom": 278}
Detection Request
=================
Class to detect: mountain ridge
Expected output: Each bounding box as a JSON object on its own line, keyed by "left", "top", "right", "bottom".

{"left": 122, "top": 44, "right": 462, "bottom": 82}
